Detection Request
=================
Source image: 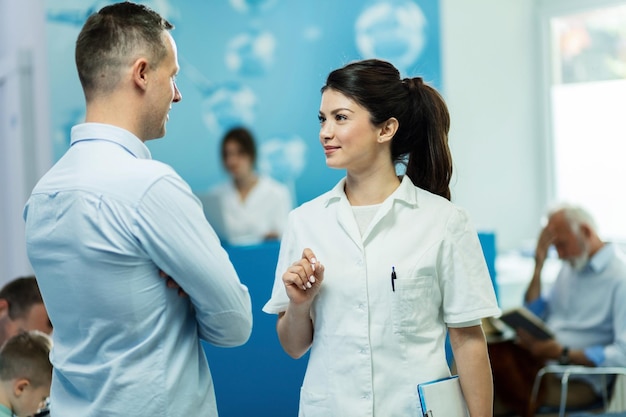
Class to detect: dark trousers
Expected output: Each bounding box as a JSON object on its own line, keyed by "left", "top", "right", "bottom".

{"left": 489, "top": 340, "right": 598, "bottom": 417}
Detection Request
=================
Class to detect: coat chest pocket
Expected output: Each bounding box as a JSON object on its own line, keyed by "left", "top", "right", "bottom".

{"left": 391, "top": 275, "right": 434, "bottom": 334}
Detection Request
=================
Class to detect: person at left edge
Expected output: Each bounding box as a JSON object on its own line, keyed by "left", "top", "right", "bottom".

{"left": 22, "top": 3, "right": 252, "bottom": 417}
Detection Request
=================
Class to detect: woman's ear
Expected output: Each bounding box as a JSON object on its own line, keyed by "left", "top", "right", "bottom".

{"left": 377, "top": 117, "right": 399, "bottom": 143}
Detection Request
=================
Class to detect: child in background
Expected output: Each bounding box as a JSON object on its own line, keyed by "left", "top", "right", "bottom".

{"left": 0, "top": 331, "right": 52, "bottom": 417}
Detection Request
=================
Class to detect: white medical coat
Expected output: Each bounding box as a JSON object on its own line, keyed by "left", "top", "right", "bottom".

{"left": 199, "top": 176, "right": 292, "bottom": 246}
{"left": 263, "top": 176, "right": 500, "bottom": 417}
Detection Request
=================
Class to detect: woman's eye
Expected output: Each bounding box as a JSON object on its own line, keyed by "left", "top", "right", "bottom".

{"left": 318, "top": 115, "right": 326, "bottom": 124}
{"left": 335, "top": 114, "right": 347, "bottom": 121}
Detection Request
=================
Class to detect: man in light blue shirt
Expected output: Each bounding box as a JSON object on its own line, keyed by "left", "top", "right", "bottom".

{"left": 490, "top": 204, "right": 626, "bottom": 416}
{"left": 23, "top": 3, "right": 252, "bottom": 416}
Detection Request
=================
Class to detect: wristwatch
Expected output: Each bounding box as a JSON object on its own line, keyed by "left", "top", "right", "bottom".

{"left": 559, "top": 346, "right": 570, "bottom": 365}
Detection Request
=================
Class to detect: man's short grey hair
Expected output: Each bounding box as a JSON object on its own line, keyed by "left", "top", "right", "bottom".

{"left": 547, "top": 202, "right": 598, "bottom": 234}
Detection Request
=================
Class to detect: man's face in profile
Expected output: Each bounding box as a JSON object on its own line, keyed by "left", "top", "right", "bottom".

{"left": 0, "top": 301, "right": 52, "bottom": 345}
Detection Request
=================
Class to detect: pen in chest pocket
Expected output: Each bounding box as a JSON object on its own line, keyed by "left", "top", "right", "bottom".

{"left": 391, "top": 266, "right": 397, "bottom": 292}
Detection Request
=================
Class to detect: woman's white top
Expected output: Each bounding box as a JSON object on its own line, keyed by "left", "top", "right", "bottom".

{"left": 263, "top": 176, "right": 500, "bottom": 417}
{"left": 199, "top": 176, "right": 292, "bottom": 246}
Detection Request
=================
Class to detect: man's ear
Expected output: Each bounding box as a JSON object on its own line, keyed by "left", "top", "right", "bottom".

{"left": 377, "top": 117, "right": 399, "bottom": 144}
{"left": 13, "top": 378, "right": 30, "bottom": 397}
{"left": 132, "top": 58, "right": 150, "bottom": 91}
{"left": 0, "top": 299, "right": 9, "bottom": 319}
{"left": 580, "top": 224, "right": 593, "bottom": 239}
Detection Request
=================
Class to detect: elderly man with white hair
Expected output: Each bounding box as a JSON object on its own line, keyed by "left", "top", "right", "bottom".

{"left": 490, "top": 203, "right": 626, "bottom": 417}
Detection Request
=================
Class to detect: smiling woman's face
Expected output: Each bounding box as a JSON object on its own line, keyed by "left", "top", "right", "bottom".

{"left": 318, "top": 88, "right": 382, "bottom": 172}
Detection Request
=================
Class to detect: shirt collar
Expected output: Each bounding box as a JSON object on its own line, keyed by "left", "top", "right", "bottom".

{"left": 0, "top": 404, "right": 12, "bottom": 417}
{"left": 586, "top": 242, "right": 613, "bottom": 273}
{"left": 323, "top": 175, "right": 419, "bottom": 207}
{"left": 70, "top": 123, "right": 152, "bottom": 160}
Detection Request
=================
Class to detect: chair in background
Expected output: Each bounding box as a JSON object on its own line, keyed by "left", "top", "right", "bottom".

{"left": 569, "top": 411, "right": 626, "bottom": 417}
{"left": 530, "top": 364, "right": 626, "bottom": 417}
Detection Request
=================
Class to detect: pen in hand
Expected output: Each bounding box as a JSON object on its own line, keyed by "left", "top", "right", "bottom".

{"left": 391, "top": 266, "right": 396, "bottom": 292}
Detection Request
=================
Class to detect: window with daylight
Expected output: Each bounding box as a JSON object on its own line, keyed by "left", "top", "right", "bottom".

{"left": 548, "top": 2, "right": 626, "bottom": 242}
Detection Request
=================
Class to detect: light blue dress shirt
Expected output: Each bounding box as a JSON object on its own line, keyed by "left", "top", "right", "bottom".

{"left": 526, "top": 243, "right": 626, "bottom": 392}
{"left": 24, "top": 123, "right": 253, "bottom": 417}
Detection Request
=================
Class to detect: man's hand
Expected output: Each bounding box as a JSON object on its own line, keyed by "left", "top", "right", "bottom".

{"left": 263, "top": 231, "right": 280, "bottom": 241}
{"left": 516, "top": 328, "right": 561, "bottom": 360}
{"left": 526, "top": 225, "right": 555, "bottom": 303}
{"left": 159, "top": 270, "right": 188, "bottom": 297}
{"left": 535, "top": 225, "right": 554, "bottom": 268}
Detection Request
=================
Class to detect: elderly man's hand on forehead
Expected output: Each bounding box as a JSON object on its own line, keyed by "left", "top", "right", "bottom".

{"left": 535, "top": 225, "right": 555, "bottom": 266}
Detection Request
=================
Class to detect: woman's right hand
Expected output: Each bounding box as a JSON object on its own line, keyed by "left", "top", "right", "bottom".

{"left": 282, "top": 248, "right": 325, "bottom": 306}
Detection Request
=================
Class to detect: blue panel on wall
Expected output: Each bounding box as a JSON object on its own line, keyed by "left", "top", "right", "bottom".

{"left": 45, "top": 0, "right": 442, "bottom": 208}
{"left": 478, "top": 230, "right": 498, "bottom": 301}
{"left": 203, "top": 241, "right": 308, "bottom": 417}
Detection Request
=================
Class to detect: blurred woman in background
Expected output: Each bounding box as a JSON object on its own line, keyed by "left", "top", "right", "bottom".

{"left": 200, "top": 126, "right": 292, "bottom": 246}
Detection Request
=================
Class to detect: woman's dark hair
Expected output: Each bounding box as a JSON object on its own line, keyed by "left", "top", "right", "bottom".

{"left": 321, "top": 59, "right": 453, "bottom": 200}
{"left": 221, "top": 127, "right": 257, "bottom": 165}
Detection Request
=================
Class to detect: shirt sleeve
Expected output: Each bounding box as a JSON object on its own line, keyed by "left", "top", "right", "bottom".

{"left": 584, "top": 345, "right": 606, "bottom": 366}
{"left": 525, "top": 297, "right": 548, "bottom": 318}
{"left": 134, "top": 174, "right": 252, "bottom": 347}
{"left": 598, "top": 277, "right": 626, "bottom": 367}
{"left": 438, "top": 207, "right": 501, "bottom": 325}
{"left": 447, "top": 319, "right": 482, "bottom": 328}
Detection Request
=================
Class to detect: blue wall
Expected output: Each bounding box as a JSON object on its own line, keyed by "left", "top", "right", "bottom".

{"left": 45, "top": 0, "right": 442, "bottom": 207}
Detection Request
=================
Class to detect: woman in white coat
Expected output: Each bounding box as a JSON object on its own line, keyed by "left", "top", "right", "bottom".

{"left": 263, "top": 59, "right": 500, "bottom": 417}
{"left": 201, "top": 126, "right": 292, "bottom": 246}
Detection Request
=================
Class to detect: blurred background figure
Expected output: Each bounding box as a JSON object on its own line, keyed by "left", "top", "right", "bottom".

{"left": 0, "top": 277, "right": 52, "bottom": 346}
{"left": 0, "top": 330, "right": 53, "bottom": 417}
{"left": 200, "top": 126, "right": 293, "bottom": 246}
{"left": 489, "top": 203, "right": 626, "bottom": 417}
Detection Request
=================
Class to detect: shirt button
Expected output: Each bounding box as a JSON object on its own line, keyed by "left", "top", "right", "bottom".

{"left": 356, "top": 259, "right": 364, "bottom": 266}
{"left": 359, "top": 348, "right": 366, "bottom": 354}
{"left": 358, "top": 303, "right": 365, "bottom": 310}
